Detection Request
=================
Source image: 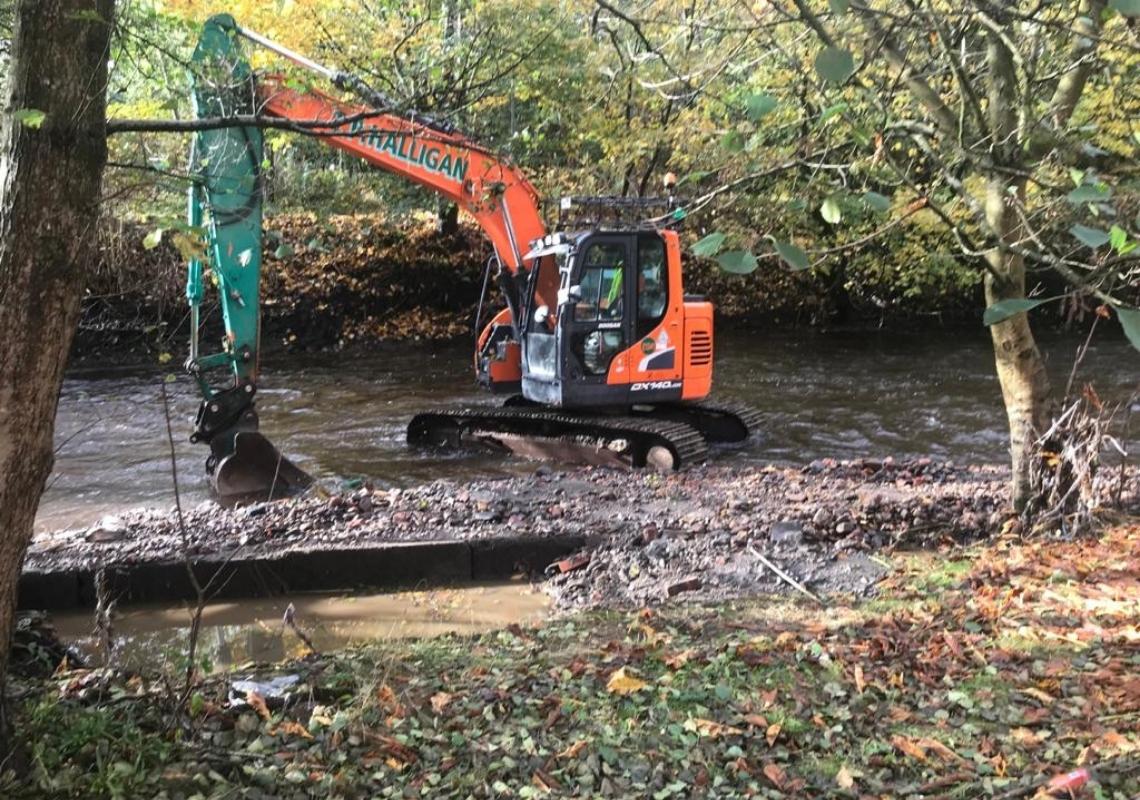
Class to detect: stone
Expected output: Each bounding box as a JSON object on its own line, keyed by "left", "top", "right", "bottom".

{"left": 769, "top": 520, "right": 804, "bottom": 546}
{"left": 665, "top": 576, "right": 701, "bottom": 596}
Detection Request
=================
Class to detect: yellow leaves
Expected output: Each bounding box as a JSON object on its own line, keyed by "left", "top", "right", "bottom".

{"left": 765, "top": 722, "right": 782, "bottom": 747}
{"left": 171, "top": 230, "right": 206, "bottom": 262}
{"left": 835, "top": 763, "right": 855, "bottom": 790}
{"left": 684, "top": 718, "right": 744, "bottom": 738}
{"left": 853, "top": 663, "right": 865, "bottom": 694}
{"left": 606, "top": 667, "right": 648, "bottom": 695}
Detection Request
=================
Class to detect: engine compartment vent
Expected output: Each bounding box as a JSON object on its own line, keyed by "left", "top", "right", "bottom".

{"left": 689, "top": 330, "right": 712, "bottom": 366}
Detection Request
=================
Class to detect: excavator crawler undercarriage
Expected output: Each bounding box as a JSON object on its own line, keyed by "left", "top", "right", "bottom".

{"left": 407, "top": 398, "right": 759, "bottom": 471}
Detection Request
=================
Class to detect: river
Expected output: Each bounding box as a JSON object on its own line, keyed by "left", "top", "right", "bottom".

{"left": 39, "top": 328, "right": 1138, "bottom": 532}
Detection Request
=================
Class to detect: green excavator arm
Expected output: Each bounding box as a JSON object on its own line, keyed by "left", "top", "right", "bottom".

{"left": 186, "top": 14, "right": 312, "bottom": 500}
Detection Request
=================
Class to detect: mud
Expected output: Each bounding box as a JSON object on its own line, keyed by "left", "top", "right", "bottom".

{"left": 33, "top": 457, "right": 1133, "bottom": 611}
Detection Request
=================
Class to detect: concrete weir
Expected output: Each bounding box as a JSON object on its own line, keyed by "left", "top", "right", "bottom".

{"left": 18, "top": 535, "right": 586, "bottom": 611}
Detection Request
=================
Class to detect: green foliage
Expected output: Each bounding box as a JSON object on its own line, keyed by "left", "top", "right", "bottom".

{"left": 17, "top": 696, "right": 173, "bottom": 797}
{"left": 814, "top": 47, "right": 855, "bottom": 84}
{"left": 1117, "top": 306, "right": 1140, "bottom": 351}
{"left": 1070, "top": 224, "right": 1111, "bottom": 249}
{"left": 982, "top": 298, "right": 1050, "bottom": 326}
{"left": 820, "top": 195, "right": 842, "bottom": 225}
{"left": 744, "top": 93, "right": 778, "bottom": 122}
{"left": 1067, "top": 183, "right": 1113, "bottom": 204}
{"left": 691, "top": 232, "right": 726, "bottom": 257}
{"left": 862, "top": 191, "right": 891, "bottom": 212}
{"left": 715, "top": 250, "right": 758, "bottom": 275}
{"left": 12, "top": 108, "right": 46, "bottom": 128}
{"left": 774, "top": 240, "right": 810, "bottom": 271}
{"left": 98, "top": 1, "right": 1138, "bottom": 324}
{"left": 142, "top": 228, "right": 162, "bottom": 250}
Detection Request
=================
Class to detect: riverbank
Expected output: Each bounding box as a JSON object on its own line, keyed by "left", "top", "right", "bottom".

{"left": 6, "top": 521, "right": 1137, "bottom": 798}
{"left": 25, "top": 459, "right": 1140, "bottom": 613}
{"left": 77, "top": 211, "right": 1005, "bottom": 360}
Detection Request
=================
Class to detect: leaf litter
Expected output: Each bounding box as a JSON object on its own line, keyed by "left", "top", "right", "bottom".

{"left": 7, "top": 521, "right": 1139, "bottom": 797}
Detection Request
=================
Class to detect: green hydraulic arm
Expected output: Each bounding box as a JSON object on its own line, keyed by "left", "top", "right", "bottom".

{"left": 185, "top": 15, "right": 310, "bottom": 498}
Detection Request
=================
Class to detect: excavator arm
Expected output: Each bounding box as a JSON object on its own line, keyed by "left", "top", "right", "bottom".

{"left": 186, "top": 14, "right": 552, "bottom": 498}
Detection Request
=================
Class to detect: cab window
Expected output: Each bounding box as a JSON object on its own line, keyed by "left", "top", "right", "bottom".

{"left": 637, "top": 235, "right": 667, "bottom": 338}
{"left": 573, "top": 244, "right": 625, "bottom": 322}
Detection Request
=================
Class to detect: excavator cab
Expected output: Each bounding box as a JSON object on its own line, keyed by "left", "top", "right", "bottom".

{"left": 518, "top": 227, "right": 713, "bottom": 410}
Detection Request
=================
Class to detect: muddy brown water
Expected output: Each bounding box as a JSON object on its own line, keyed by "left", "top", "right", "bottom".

{"left": 52, "top": 584, "right": 549, "bottom": 673}
{"left": 41, "top": 329, "right": 1138, "bottom": 532}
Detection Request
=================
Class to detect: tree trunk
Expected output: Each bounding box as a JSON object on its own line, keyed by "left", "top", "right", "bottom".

{"left": 0, "top": 0, "right": 113, "bottom": 761}
{"left": 982, "top": 183, "right": 1054, "bottom": 512}
{"left": 982, "top": 26, "right": 1053, "bottom": 513}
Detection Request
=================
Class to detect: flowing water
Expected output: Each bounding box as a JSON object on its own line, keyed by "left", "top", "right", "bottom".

{"left": 52, "top": 584, "right": 550, "bottom": 673}
{"left": 40, "top": 328, "right": 1139, "bottom": 532}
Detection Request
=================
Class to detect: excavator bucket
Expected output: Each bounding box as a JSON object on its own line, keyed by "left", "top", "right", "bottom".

{"left": 211, "top": 431, "right": 314, "bottom": 503}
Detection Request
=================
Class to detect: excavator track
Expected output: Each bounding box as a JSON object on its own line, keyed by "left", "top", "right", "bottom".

{"left": 504, "top": 395, "right": 763, "bottom": 444}
{"left": 643, "top": 398, "right": 764, "bottom": 444}
{"left": 407, "top": 407, "right": 709, "bottom": 470}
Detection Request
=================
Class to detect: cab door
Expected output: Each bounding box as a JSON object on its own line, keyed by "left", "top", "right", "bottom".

{"left": 627, "top": 232, "right": 682, "bottom": 386}
{"left": 562, "top": 236, "right": 632, "bottom": 405}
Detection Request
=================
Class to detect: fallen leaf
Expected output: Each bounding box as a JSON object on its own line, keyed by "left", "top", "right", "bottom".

{"left": 430, "top": 691, "right": 453, "bottom": 714}
{"left": 743, "top": 714, "right": 768, "bottom": 728}
{"left": 665, "top": 649, "right": 696, "bottom": 669}
{"left": 887, "top": 705, "right": 912, "bottom": 722}
{"left": 1020, "top": 687, "right": 1055, "bottom": 705}
{"left": 774, "top": 632, "right": 798, "bottom": 650}
{"left": 246, "top": 691, "right": 270, "bottom": 721}
{"left": 557, "top": 740, "right": 588, "bottom": 760}
{"left": 762, "top": 762, "right": 787, "bottom": 789}
{"left": 760, "top": 689, "right": 778, "bottom": 708}
{"left": 766, "top": 723, "right": 782, "bottom": 747}
{"left": 916, "top": 737, "right": 966, "bottom": 764}
{"left": 631, "top": 622, "right": 671, "bottom": 646}
{"left": 836, "top": 764, "right": 854, "bottom": 790}
{"left": 686, "top": 718, "right": 744, "bottom": 738}
{"left": 606, "top": 667, "right": 648, "bottom": 695}
{"left": 532, "top": 768, "right": 561, "bottom": 791}
{"left": 377, "top": 684, "right": 405, "bottom": 717}
{"left": 1010, "top": 727, "right": 1042, "bottom": 747}
{"left": 853, "top": 664, "right": 865, "bottom": 694}
{"left": 891, "top": 735, "right": 928, "bottom": 762}
{"left": 271, "top": 720, "right": 314, "bottom": 740}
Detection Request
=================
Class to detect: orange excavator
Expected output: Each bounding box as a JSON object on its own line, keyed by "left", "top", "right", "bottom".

{"left": 187, "top": 15, "right": 760, "bottom": 499}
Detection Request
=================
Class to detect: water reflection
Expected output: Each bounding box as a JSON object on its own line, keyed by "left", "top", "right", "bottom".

{"left": 52, "top": 583, "right": 549, "bottom": 672}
